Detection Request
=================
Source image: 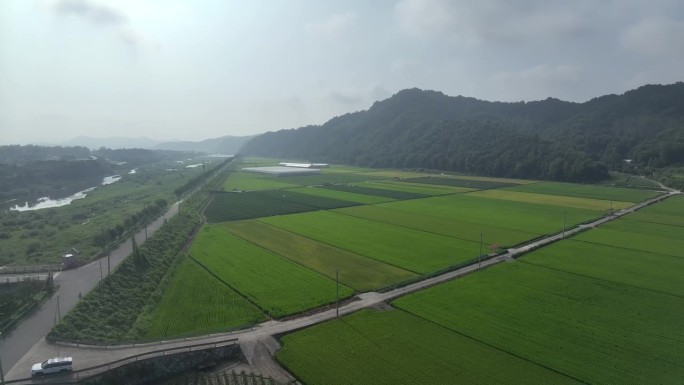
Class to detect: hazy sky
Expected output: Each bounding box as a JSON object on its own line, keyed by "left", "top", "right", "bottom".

{"left": 1, "top": 0, "right": 683, "bottom": 145}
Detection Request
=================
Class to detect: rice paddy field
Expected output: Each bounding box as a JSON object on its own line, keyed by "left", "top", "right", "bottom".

{"left": 142, "top": 258, "right": 265, "bottom": 338}
{"left": 189, "top": 225, "right": 354, "bottom": 318}
{"left": 141, "top": 158, "right": 679, "bottom": 385}
{"left": 275, "top": 189, "right": 683, "bottom": 385}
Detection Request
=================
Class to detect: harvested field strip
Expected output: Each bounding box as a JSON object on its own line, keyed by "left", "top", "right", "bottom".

{"left": 321, "top": 184, "right": 429, "bottom": 200}
{"left": 403, "top": 176, "right": 516, "bottom": 190}
{"left": 378, "top": 194, "right": 603, "bottom": 235}
{"left": 288, "top": 186, "right": 394, "bottom": 204}
{"left": 221, "top": 220, "right": 417, "bottom": 291}
{"left": 276, "top": 309, "right": 581, "bottom": 385}
{"left": 260, "top": 211, "right": 479, "bottom": 274}
{"left": 394, "top": 262, "right": 684, "bottom": 385}
{"left": 145, "top": 257, "right": 265, "bottom": 338}
{"left": 466, "top": 189, "right": 632, "bottom": 211}
{"left": 521, "top": 240, "right": 684, "bottom": 297}
{"left": 190, "top": 225, "right": 354, "bottom": 318}
{"left": 335, "top": 204, "right": 538, "bottom": 247}
{"left": 505, "top": 181, "right": 659, "bottom": 202}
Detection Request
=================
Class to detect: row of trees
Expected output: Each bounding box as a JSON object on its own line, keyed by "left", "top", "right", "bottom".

{"left": 92, "top": 199, "right": 168, "bottom": 249}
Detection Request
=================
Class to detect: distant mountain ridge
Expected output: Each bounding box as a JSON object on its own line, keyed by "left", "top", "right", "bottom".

{"left": 240, "top": 82, "right": 684, "bottom": 182}
{"left": 61, "top": 134, "right": 255, "bottom": 154}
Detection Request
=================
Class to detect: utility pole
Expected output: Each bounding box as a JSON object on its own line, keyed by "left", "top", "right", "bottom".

{"left": 0, "top": 332, "right": 5, "bottom": 385}
{"left": 107, "top": 254, "right": 111, "bottom": 276}
{"left": 56, "top": 295, "right": 61, "bottom": 322}
{"left": 99, "top": 259, "right": 103, "bottom": 280}
{"left": 479, "top": 233, "right": 483, "bottom": 269}
{"left": 336, "top": 268, "right": 339, "bottom": 318}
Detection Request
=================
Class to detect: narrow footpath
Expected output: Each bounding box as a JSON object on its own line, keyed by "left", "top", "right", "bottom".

{"left": 3, "top": 190, "right": 679, "bottom": 383}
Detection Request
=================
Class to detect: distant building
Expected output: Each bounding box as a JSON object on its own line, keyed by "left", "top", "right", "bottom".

{"left": 278, "top": 162, "right": 329, "bottom": 168}
{"left": 242, "top": 166, "right": 321, "bottom": 176}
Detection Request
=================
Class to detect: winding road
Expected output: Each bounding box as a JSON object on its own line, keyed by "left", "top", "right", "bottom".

{"left": 2, "top": 189, "right": 679, "bottom": 383}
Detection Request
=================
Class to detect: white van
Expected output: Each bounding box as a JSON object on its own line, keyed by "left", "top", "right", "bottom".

{"left": 31, "top": 357, "right": 73, "bottom": 376}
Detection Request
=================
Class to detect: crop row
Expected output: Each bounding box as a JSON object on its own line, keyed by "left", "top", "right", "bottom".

{"left": 276, "top": 309, "right": 580, "bottom": 385}
{"left": 190, "top": 225, "right": 354, "bottom": 318}
{"left": 142, "top": 258, "right": 265, "bottom": 338}
{"left": 404, "top": 176, "right": 516, "bottom": 189}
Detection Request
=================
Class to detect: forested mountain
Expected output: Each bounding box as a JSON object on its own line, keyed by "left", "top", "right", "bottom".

{"left": 240, "top": 83, "right": 684, "bottom": 182}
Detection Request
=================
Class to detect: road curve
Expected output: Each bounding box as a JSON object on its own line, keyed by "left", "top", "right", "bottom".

{"left": 4, "top": 191, "right": 679, "bottom": 382}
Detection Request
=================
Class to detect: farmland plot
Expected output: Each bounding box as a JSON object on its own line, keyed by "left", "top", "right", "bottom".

{"left": 277, "top": 309, "right": 581, "bottom": 385}
{"left": 144, "top": 258, "right": 265, "bottom": 338}
{"left": 505, "top": 181, "right": 659, "bottom": 202}
{"left": 190, "top": 226, "right": 353, "bottom": 317}
{"left": 205, "top": 192, "right": 316, "bottom": 222}
{"left": 221, "top": 220, "right": 417, "bottom": 291}
{"left": 574, "top": 226, "right": 684, "bottom": 258}
{"left": 521, "top": 240, "right": 684, "bottom": 296}
{"left": 287, "top": 186, "right": 394, "bottom": 204}
{"left": 379, "top": 194, "right": 603, "bottom": 235}
{"left": 335, "top": 204, "right": 537, "bottom": 247}
{"left": 626, "top": 194, "right": 684, "bottom": 227}
{"left": 404, "top": 176, "right": 516, "bottom": 190}
{"left": 394, "top": 262, "right": 684, "bottom": 385}
{"left": 365, "top": 179, "right": 474, "bottom": 194}
{"left": 322, "top": 183, "right": 429, "bottom": 200}
{"left": 261, "top": 211, "right": 481, "bottom": 274}
{"left": 467, "top": 189, "right": 633, "bottom": 211}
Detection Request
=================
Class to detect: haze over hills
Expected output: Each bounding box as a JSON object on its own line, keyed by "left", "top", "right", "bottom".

{"left": 241, "top": 82, "right": 684, "bottom": 183}
{"left": 59, "top": 135, "right": 254, "bottom": 155}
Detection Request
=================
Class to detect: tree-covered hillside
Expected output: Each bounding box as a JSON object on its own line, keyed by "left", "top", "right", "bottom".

{"left": 240, "top": 83, "right": 684, "bottom": 182}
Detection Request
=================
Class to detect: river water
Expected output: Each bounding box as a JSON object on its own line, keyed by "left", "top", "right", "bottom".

{"left": 10, "top": 174, "right": 123, "bottom": 212}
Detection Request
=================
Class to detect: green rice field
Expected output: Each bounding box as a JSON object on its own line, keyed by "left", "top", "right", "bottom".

{"left": 143, "top": 258, "right": 265, "bottom": 338}
{"left": 190, "top": 226, "right": 354, "bottom": 317}
{"left": 376, "top": 194, "right": 604, "bottom": 234}
{"left": 261, "top": 210, "right": 481, "bottom": 274}
{"left": 276, "top": 309, "right": 581, "bottom": 385}
{"left": 221, "top": 220, "right": 417, "bottom": 291}
{"left": 467, "top": 189, "right": 633, "bottom": 211}
{"left": 288, "top": 186, "right": 394, "bottom": 204}
{"left": 335, "top": 204, "right": 537, "bottom": 247}
{"left": 505, "top": 181, "right": 660, "bottom": 202}
{"left": 394, "top": 262, "right": 684, "bottom": 385}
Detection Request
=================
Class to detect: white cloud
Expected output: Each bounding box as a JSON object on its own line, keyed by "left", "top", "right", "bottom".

{"left": 50, "top": 0, "right": 147, "bottom": 49}
{"left": 621, "top": 17, "right": 684, "bottom": 56}
{"left": 305, "top": 12, "right": 359, "bottom": 38}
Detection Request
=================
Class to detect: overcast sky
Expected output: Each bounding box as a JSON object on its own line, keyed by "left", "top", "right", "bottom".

{"left": 1, "top": 0, "right": 683, "bottom": 145}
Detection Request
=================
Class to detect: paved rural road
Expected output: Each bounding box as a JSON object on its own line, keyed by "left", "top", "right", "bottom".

{"left": 0, "top": 201, "right": 181, "bottom": 376}
{"left": 3, "top": 190, "right": 679, "bottom": 382}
